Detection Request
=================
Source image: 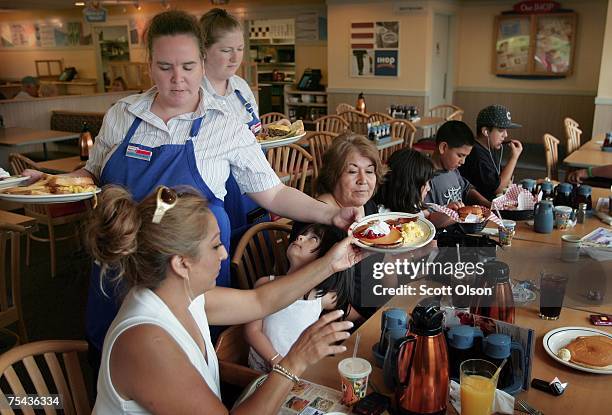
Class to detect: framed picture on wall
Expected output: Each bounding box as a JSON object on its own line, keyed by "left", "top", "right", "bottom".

{"left": 492, "top": 12, "right": 576, "bottom": 77}
{"left": 350, "top": 21, "right": 399, "bottom": 77}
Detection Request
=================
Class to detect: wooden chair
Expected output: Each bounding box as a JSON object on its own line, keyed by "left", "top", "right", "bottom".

{"left": 367, "top": 112, "right": 394, "bottom": 124}
{"left": 425, "top": 104, "right": 463, "bottom": 136}
{"left": 108, "top": 62, "right": 151, "bottom": 91}
{"left": 266, "top": 144, "right": 313, "bottom": 193}
{"left": 391, "top": 119, "right": 417, "bottom": 150}
{"left": 0, "top": 223, "right": 28, "bottom": 345}
{"left": 315, "top": 115, "right": 349, "bottom": 134}
{"left": 215, "top": 325, "right": 262, "bottom": 387}
{"left": 260, "top": 112, "right": 288, "bottom": 126}
{"left": 335, "top": 103, "right": 355, "bottom": 114}
{"left": 563, "top": 117, "right": 582, "bottom": 155}
{"left": 338, "top": 109, "right": 369, "bottom": 135}
{"left": 231, "top": 221, "right": 292, "bottom": 290}
{"left": 9, "top": 153, "right": 89, "bottom": 278}
{"left": 307, "top": 132, "right": 336, "bottom": 192}
{"left": 543, "top": 133, "right": 560, "bottom": 181}
{"left": 0, "top": 340, "right": 90, "bottom": 415}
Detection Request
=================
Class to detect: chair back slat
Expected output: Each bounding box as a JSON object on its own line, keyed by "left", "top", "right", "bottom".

{"left": 214, "top": 325, "right": 261, "bottom": 387}
{"left": 543, "top": 133, "right": 560, "bottom": 180}
{"left": 260, "top": 112, "right": 288, "bottom": 126}
{"left": 338, "top": 109, "right": 369, "bottom": 135}
{"left": 44, "top": 352, "right": 75, "bottom": 415}
{"left": 266, "top": 144, "right": 312, "bottom": 193}
{"left": 0, "top": 226, "right": 27, "bottom": 343}
{"left": 9, "top": 153, "right": 39, "bottom": 176}
{"left": 563, "top": 117, "right": 582, "bottom": 155}
{"left": 390, "top": 120, "right": 417, "bottom": 150}
{"left": 307, "top": 132, "right": 336, "bottom": 191}
{"left": 4, "top": 366, "right": 36, "bottom": 415}
{"left": 63, "top": 351, "right": 89, "bottom": 415}
{"left": 425, "top": 104, "right": 462, "bottom": 137}
{"left": 231, "top": 222, "right": 292, "bottom": 289}
{"left": 315, "top": 115, "right": 348, "bottom": 134}
{"left": 22, "top": 355, "right": 53, "bottom": 399}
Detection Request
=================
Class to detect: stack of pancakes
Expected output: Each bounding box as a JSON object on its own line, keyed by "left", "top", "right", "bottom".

{"left": 559, "top": 335, "right": 612, "bottom": 370}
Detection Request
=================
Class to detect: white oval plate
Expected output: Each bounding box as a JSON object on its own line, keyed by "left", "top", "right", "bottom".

{"left": 0, "top": 176, "right": 29, "bottom": 190}
{"left": 257, "top": 131, "right": 307, "bottom": 149}
{"left": 348, "top": 212, "right": 436, "bottom": 254}
{"left": 0, "top": 188, "right": 101, "bottom": 204}
{"left": 543, "top": 326, "right": 612, "bottom": 374}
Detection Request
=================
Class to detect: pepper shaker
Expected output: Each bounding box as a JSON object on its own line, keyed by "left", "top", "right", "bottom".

{"left": 576, "top": 203, "right": 587, "bottom": 224}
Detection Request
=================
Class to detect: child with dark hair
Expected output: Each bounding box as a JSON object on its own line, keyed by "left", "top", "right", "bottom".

{"left": 425, "top": 120, "right": 491, "bottom": 210}
{"left": 375, "top": 148, "right": 434, "bottom": 216}
{"left": 245, "top": 224, "right": 354, "bottom": 372}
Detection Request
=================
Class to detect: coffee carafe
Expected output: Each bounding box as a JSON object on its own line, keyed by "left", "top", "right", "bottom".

{"left": 396, "top": 297, "right": 449, "bottom": 415}
{"left": 482, "top": 333, "right": 525, "bottom": 395}
{"left": 470, "top": 260, "right": 515, "bottom": 323}
{"left": 446, "top": 325, "right": 483, "bottom": 381}
{"left": 534, "top": 200, "right": 554, "bottom": 233}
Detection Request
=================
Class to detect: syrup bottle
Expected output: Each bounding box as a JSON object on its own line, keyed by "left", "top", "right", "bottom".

{"left": 356, "top": 92, "right": 366, "bottom": 113}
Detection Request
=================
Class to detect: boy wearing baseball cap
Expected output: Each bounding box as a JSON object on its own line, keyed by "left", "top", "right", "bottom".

{"left": 460, "top": 104, "right": 523, "bottom": 200}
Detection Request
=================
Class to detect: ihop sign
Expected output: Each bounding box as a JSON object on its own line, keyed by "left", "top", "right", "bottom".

{"left": 513, "top": 0, "right": 561, "bottom": 14}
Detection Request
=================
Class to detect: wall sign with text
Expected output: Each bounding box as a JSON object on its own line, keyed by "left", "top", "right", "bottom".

{"left": 350, "top": 21, "right": 399, "bottom": 77}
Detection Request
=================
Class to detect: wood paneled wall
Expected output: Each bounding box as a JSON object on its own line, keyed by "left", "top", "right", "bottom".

{"left": 454, "top": 90, "right": 596, "bottom": 148}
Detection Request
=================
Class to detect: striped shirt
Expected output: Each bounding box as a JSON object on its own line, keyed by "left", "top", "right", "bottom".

{"left": 202, "top": 75, "right": 259, "bottom": 124}
{"left": 85, "top": 85, "right": 279, "bottom": 200}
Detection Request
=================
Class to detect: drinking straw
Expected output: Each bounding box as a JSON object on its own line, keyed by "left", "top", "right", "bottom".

{"left": 492, "top": 358, "right": 507, "bottom": 382}
{"left": 353, "top": 333, "right": 361, "bottom": 359}
{"left": 456, "top": 243, "right": 461, "bottom": 263}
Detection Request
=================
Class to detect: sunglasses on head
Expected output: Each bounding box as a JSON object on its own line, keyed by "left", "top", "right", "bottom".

{"left": 152, "top": 186, "right": 178, "bottom": 224}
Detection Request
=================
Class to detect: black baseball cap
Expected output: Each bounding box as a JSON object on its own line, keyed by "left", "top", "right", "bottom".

{"left": 477, "top": 105, "right": 521, "bottom": 129}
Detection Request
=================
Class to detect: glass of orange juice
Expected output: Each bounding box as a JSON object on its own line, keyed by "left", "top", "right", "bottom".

{"left": 460, "top": 359, "right": 498, "bottom": 415}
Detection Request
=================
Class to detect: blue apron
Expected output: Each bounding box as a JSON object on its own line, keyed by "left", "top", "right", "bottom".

{"left": 86, "top": 116, "right": 231, "bottom": 351}
{"left": 224, "top": 89, "right": 267, "bottom": 250}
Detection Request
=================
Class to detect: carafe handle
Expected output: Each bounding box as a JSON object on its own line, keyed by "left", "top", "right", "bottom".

{"left": 509, "top": 341, "right": 526, "bottom": 392}
{"left": 396, "top": 335, "right": 417, "bottom": 387}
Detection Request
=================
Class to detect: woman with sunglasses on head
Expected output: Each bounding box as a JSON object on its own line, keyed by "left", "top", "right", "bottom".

{"left": 90, "top": 185, "right": 363, "bottom": 414}
{"left": 23, "top": 10, "right": 359, "bottom": 378}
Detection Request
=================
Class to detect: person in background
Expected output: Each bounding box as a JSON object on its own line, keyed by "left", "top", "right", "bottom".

{"left": 460, "top": 104, "right": 523, "bottom": 200}
{"left": 245, "top": 224, "right": 353, "bottom": 373}
{"left": 292, "top": 133, "right": 390, "bottom": 322}
{"left": 90, "top": 186, "right": 364, "bottom": 414}
{"left": 567, "top": 164, "right": 612, "bottom": 183}
{"left": 111, "top": 76, "right": 128, "bottom": 92}
{"left": 425, "top": 121, "right": 491, "bottom": 227}
{"left": 23, "top": 10, "right": 359, "bottom": 382}
{"left": 199, "top": 8, "right": 263, "bottom": 246}
{"left": 375, "top": 148, "right": 434, "bottom": 218}
{"left": 14, "top": 76, "right": 39, "bottom": 99}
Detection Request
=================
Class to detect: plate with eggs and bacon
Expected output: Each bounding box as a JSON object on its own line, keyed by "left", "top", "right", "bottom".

{"left": 348, "top": 212, "right": 435, "bottom": 253}
{"left": 0, "top": 175, "right": 100, "bottom": 204}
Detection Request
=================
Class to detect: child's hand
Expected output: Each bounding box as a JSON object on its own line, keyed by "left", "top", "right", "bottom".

{"left": 447, "top": 201, "right": 465, "bottom": 211}
{"left": 282, "top": 310, "right": 353, "bottom": 374}
{"left": 507, "top": 139, "right": 523, "bottom": 159}
{"left": 326, "top": 237, "right": 368, "bottom": 273}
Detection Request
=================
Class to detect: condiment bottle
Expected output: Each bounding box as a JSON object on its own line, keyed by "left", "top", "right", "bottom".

{"left": 574, "top": 185, "right": 593, "bottom": 211}
{"left": 356, "top": 92, "right": 366, "bottom": 113}
{"left": 553, "top": 182, "right": 573, "bottom": 207}
{"left": 79, "top": 122, "right": 94, "bottom": 161}
{"left": 576, "top": 203, "right": 587, "bottom": 224}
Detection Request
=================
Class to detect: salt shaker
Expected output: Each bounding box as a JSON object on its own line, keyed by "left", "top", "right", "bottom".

{"left": 576, "top": 203, "right": 587, "bottom": 224}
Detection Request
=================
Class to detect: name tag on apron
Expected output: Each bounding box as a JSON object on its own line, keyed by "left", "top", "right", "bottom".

{"left": 126, "top": 145, "right": 153, "bottom": 161}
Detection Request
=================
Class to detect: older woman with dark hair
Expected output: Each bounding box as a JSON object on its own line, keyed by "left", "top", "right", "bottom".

{"left": 292, "top": 133, "right": 389, "bottom": 320}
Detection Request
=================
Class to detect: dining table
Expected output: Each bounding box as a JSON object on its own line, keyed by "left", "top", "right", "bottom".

{"left": 0, "top": 127, "right": 79, "bottom": 166}
{"left": 412, "top": 116, "right": 446, "bottom": 131}
{"left": 302, "top": 287, "right": 611, "bottom": 415}
{"left": 563, "top": 133, "right": 612, "bottom": 168}
{"left": 37, "top": 156, "right": 83, "bottom": 174}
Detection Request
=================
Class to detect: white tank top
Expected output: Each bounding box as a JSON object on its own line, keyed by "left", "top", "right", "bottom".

{"left": 93, "top": 288, "right": 220, "bottom": 414}
{"left": 248, "top": 276, "right": 322, "bottom": 372}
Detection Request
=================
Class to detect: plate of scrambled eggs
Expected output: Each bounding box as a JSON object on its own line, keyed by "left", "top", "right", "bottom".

{"left": 348, "top": 212, "right": 435, "bottom": 253}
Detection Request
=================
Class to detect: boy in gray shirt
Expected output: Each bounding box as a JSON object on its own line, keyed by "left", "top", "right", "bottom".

{"left": 425, "top": 121, "right": 491, "bottom": 227}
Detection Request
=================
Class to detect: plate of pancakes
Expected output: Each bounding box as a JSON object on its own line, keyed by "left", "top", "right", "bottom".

{"left": 348, "top": 212, "right": 436, "bottom": 254}
{"left": 543, "top": 327, "right": 612, "bottom": 374}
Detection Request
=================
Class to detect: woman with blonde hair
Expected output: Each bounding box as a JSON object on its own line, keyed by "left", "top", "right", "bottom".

{"left": 90, "top": 185, "right": 364, "bottom": 414}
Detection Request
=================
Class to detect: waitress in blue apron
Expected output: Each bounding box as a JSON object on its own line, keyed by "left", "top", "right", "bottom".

{"left": 200, "top": 9, "right": 264, "bottom": 247}
{"left": 23, "top": 10, "right": 359, "bottom": 378}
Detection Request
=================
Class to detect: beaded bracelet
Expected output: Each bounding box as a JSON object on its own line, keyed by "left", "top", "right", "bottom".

{"left": 272, "top": 363, "right": 300, "bottom": 383}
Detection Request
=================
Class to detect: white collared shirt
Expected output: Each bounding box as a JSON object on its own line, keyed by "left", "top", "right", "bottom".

{"left": 202, "top": 75, "right": 259, "bottom": 124}
{"left": 85, "top": 85, "right": 279, "bottom": 200}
